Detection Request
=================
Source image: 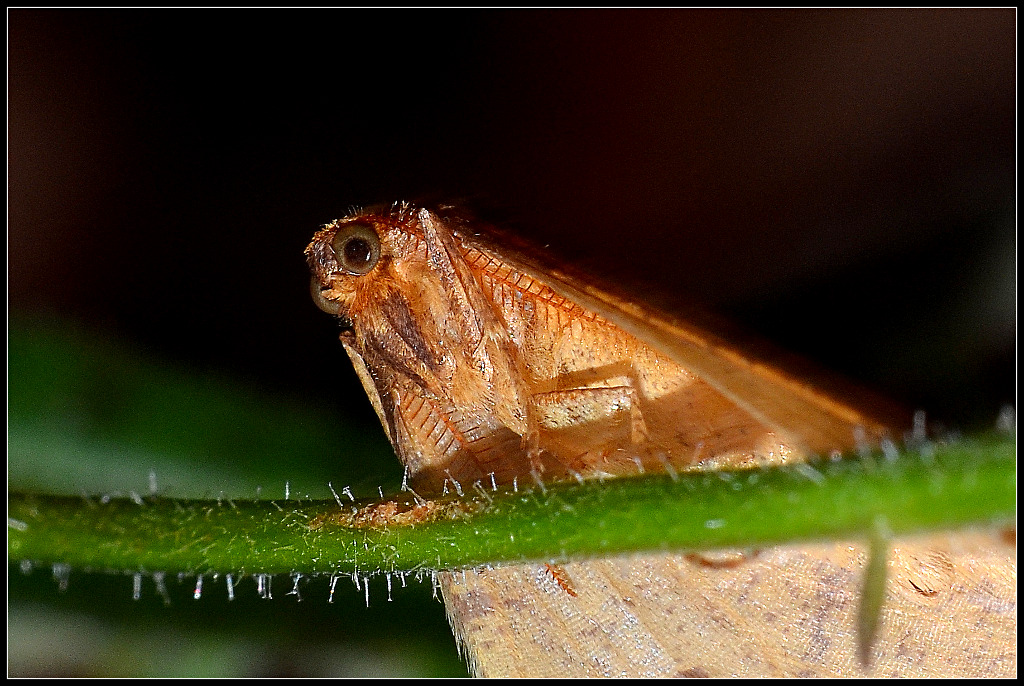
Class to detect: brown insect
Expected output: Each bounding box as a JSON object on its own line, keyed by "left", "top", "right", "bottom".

{"left": 306, "top": 202, "right": 1015, "bottom": 677}
{"left": 544, "top": 563, "right": 578, "bottom": 598}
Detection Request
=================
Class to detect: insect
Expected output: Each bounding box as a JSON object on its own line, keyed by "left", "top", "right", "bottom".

{"left": 544, "top": 563, "right": 578, "bottom": 597}
{"left": 306, "top": 202, "right": 1014, "bottom": 677}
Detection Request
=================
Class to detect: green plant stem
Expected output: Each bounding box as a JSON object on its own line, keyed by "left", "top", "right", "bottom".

{"left": 8, "top": 432, "right": 1014, "bottom": 577}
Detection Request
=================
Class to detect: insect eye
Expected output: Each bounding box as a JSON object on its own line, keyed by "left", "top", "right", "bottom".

{"left": 331, "top": 223, "right": 381, "bottom": 275}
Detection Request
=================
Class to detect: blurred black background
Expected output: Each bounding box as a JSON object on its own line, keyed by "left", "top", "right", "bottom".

{"left": 10, "top": 9, "right": 1015, "bottom": 429}
{"left": 8, "top": 8, "right": 1016, "bottom": 677}
{"left": 10, "top": 9, "right": 1016, "bottom": 426}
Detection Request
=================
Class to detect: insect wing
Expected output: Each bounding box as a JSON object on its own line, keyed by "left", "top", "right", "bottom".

{"left": 452, "top": 217, "right": 907, "bottom": 454}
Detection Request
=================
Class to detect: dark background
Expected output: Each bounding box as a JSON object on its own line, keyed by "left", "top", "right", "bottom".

{"left": 10, "top": 9, "right": 1015, "bottom": 427}
{"left": 8, "top": 8, "right": 1016, "bottom": 677}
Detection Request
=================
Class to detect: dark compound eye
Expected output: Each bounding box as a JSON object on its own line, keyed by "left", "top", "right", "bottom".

{"left": 331, "top": 223, "right": 381, "bottom": 275}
